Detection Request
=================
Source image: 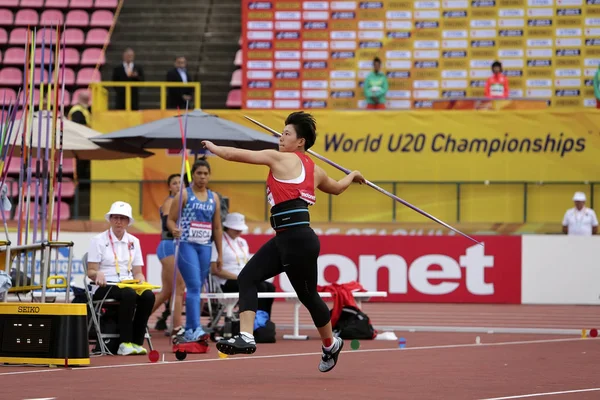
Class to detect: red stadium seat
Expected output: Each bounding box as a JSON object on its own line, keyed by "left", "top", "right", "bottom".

{"left": 0, "top": 9, "right": 12, "bottom": 25}
{"left": 8, "top": 27, "right": 27, "bottom": 45}
{"left": 65, "top": 10, "right": 89, "bottom": 27}
{"left": 20, "top": 0, "right": 43, "bottom": 6}
{"left": 45, "top": 0, "right": 69, "bottom": 7}
{"left": 3, "top": 47, "right": 25, "bottom": 65}
{"left": 40, "top": 9, "right": 64, "bottom": 25}
{"left": 85, "top": 28, "right": 107, "bottom": 46}
{"left": 36, "top": 27, "right": 58, "bottom": 45}
{"left": 62, "top": 28, "right": 84, "bottom": 46}
{"left": 234, "top": 49, "right": 242, "bottom": 67}
{"left": 71, "top": 0, "right": 93, "bottom": 7}
{"left": 76, "top": 68, "right": 100, "bottom": 85}
{"left": 89, "top": 10, "right": 113, "bottom": 27}
{"left": 0, "top": 0, "right": 18, "bottom": 6}
{"left": 230, "top": 69, "right": 241, "bottom": 87}
{"left": 0, "top": 88, "right": 17, "bottom": 106}
{"left": 64, "top": 47, "right": 80, "bottom": 65}
{"left": 226, "top": 89, "right": 241, "bottom": 108}
{"left": 80, "top": 47, "right": 104, "bottom": 65}
{"left": 14, "top": 9, "right": 39, "bottom": 26}
{"left": 94, "top": 0, "right": 117, "bottom": 8}
{"left": 0, "top": 68, "right": 22, "bottom": 85}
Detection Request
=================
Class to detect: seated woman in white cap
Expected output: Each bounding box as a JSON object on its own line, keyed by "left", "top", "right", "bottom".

{"left": 210, "top": 212, "right": 276, "bottom": 317}
{"left": 86, "top": 201, "right": 155, "bottom": 356}
{"left": 562, "top": 191, "right": 598, "bottom": 236}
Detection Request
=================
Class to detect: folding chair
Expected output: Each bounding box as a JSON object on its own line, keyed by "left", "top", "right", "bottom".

{"left": 203, "top": 273, "right": 239, "bottom": 342}
{"left": 82, "top": 252, "right": 153, "bottom": 356}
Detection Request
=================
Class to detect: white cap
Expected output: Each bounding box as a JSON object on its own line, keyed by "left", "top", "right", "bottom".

{"left": 0, "top": 183, "right": 11, "bottom": 212}
{"left": 104, "top": 201, "right": 134, "bottom": 226}
{"left": 223, "top": 212, "right": 248, "bottom": 232}
{"left": 573, "top": 192, "right": 586, "bottom": 202}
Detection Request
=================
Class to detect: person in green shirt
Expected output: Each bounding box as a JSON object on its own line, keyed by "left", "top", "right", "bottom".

{"left": 594, "top": 64, "right": 600, "bottom": 109}
{"left": 363, "top": 57, "right": 388, "bottom": 109}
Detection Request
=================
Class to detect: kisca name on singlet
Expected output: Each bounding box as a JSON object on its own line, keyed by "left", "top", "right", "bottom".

{"left": 324, "top": 132, "right": 586, "bottom": 158}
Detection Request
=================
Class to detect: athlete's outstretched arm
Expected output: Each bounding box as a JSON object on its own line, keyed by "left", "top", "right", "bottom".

{"left": 202, "top": 141, "right": 282, "bottom": 167}
{"left": 315, "top": 165, "right": 365, "bottom": 195}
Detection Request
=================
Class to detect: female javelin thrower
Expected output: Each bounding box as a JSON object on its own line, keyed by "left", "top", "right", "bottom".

{"left": 152, "top": 174, "right": 186, "bottom": 335}
{"left": 202, "top": 111, "right": 365, "bottom": 373}
{"left": 167, "top": 158, "right": 223, "bottom": 343}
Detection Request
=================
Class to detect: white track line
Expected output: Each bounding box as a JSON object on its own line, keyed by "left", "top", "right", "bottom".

{"left": 0, "top": 336, "right": 585, "bottom": 377}
{"left": 479, "top": 387, "right": 600, "bottom": 399}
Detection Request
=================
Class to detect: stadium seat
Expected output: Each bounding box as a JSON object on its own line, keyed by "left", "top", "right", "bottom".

{"left": 226, "top": 89, "right": 241, "bottom": 108}
{"left": 59, "top": 67, "right": 76, "bottom": 85}
{"left": 3, "top": 47, "right": 25, "bottom": 65}
{"left": 62, "top": 28, "right": 84, "bottom": 46}
{"left": 40, "top": 9, "right": 64, "bottom": 25}
{"left": 14, "top": 109, "right": 23, "bottom": 119}
{"left": 14, "top": 9, "right": 39, "bottom": 26}
{"left": 36, "top": 27, "right": 58, "bottom": 44}
{"left": 0, "top": 68, "right": 22, "bottom": 85}
{"left": 89, "top": 10, "right": 113, "bottom": 27}
{"left": 45, "top": 0, "right": 69, "bottom": 7}
{"left": 0, "top": 88, "right": 17, "bottom": 106}
{"left": 20, "top": 0, "right": 43, "bottom": 6}
{"left": 80, "top": 47, "right": 104, "bottom": 65}
{"left": 71, "top": 88, "right": 89, "bottom": 105}
{"left": 34, "top": 67, "right": 48, "bottom": 82}
{"left": 65, "top": 10, "right": 89, "bottom": 27}
{"left": 34, "top": 47, "right": 53, "bottom": 65}
{"left": 94, "top": 0, "right": 117, "bottom": 8}
{"left": 234, "top": 49, "right": 242, "bottom": 67}
{"left": 0, "top": 9, "right": 12, "bottom": 25}
{"left": 76, "top": 68, "right": 100, "bottom": 85}
{"left": 64, "top": 47, "right": 80, "bottom": 65}
{"left": 230, "top": 69, "right": 241, "bottom": 87}
{"left": 12, "top": 201, "right": 71, "bottom": 221}
{"left": 0, "top": 27, "right": 6, "bottom": 44}
{"left": 85, "top": 28, "right": 107, "bottom": 46}
{"left": 8, "top": 27, "right": 27, "bottom": 45}
{"left": 71, "top": 0, "right": 93, "bottom": 7}
{"left": 18, "top": 88, "right": 40, "bottom": 106}
{"left": 0, "top": 0, "right": 18, "bottom": 6}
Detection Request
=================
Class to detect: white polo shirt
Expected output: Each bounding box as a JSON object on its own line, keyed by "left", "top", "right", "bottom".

{"left": 87, "top": 229, "right": 144, "bottom": 283}
{"left": 562, "top": 207, "right": 599, "bottom": 236}
{"left": 210, "top": 232, "right": 249, "bottom": 285}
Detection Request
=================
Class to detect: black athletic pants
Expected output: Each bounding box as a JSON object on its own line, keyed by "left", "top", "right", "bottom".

{"left": 221, "top": 279, "right": 275, "bottom": 316}
{"left": 93, "top": 286, "right": 155, "bottom": 346}
{"left": 237, "top": 226, "right": 330, "bottom": 328}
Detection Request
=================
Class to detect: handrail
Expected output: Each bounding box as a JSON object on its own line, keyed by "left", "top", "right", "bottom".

{"left": 89, "top": 81, "right": 202, "bottom": 112}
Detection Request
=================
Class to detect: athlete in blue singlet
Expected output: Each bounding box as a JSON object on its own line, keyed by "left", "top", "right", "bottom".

{"left": 168, "top": 158, "right": 223, "bottom": 343}
{"left": 152, "top": 174, "right": 186, "bottom": 334}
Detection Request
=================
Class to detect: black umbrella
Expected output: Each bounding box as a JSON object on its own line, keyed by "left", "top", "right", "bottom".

{"left": 90, "top": 109, "right": 279, "bottom": 151}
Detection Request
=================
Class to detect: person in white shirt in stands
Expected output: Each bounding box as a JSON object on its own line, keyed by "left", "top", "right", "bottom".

{"left": 210, "top": 212, "right": 276, "bottom": 317}
{"left": 562, "top": 192, "right": 598, "bottom": 236}
{"left": 86, "top": 201, "right": 155, "bottom": 356}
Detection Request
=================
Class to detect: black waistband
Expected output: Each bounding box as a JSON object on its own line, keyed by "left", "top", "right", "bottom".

{"left": 160, "top": 214, "right": 173, "bottom": 240}
{"left": 270, "top": 208, "right": 310, "bottom": 230}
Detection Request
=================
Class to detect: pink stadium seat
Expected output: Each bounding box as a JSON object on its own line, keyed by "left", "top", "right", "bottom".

{"left": 59, "top": 67, "right": 75, "bottom": 85}
{"left": 45, "top": 0, "right": 69, "bottom": 7}
{"left": 34, "top": 67, "right": 48, "bottom": 83}
{"left": 85, "top": 28, "right": 107, "bottom": 46}
{"left": 230, "top": 69, "right": 241, "bottom": 87}
{"left": 6, "top": 156, "right": 20, "bottom": 174}
{"left": 76, "top": 68, "right": 100, "bottom": 85}
{"left": 0, "top": 9, "right": 12, "bottom": 25}
{"left": 34, "top": 47, "right": 53, "bottom": 65}
{"left": 62, "top": 27, "right": 84, "bottom": 46}
{"left": 20, "top": 0, "right": 43, "bottom": 6}
{"left": 40, "top": 9, "right": 64, "bottom": 25}
{"left": 80, "top": 47, "right": 104, "bottom": 65}
{"left": 64, "top": 47, "right": 79, "bottom": 65}
{"left": 226, "top": 89, "right": 241, "bottom": 108}
{"left": 0, "top": 88, "right": 17, "bottom": 105}
{"left": 0, "top": 27, "right": 6, "bottom": 44}
{"left": 14, "top": 9, "right": 39, "bottom": 26}
{"left": 13, "top": 200, "right": 71, "bottom": 221}
{"left": 89, "top": 10, "right": 113, "bottom": 27}
{"left": 36, "top": 27, "right": 58, "bottom": 45}
{"left": 65, "top": 10, "right": 88, "bottom": 27}
{"left": 94, "top": 0, "right": 117, "bottom": 8}
{"left": 234, "top": 49, "right": 242, "bottom": 67}
{"left": 18, "top": 88, "right": 40, "bottom": 106}
{"left": 71, "top": 88, "right": 90, "bottom": 106}
{"left": 3, "top": 47, "right": 26, "bottom": 65}
{"left": 0, "top": 68, "right": 23, "bottom": 85}
{"left": 8, "top": 27, "right": 27, "bottom": 45}
{"left": 71, "top": 0, "right": 93, "bottom": 7}
{"left": 0, "top": 0, "right": 17, "bottom": 7}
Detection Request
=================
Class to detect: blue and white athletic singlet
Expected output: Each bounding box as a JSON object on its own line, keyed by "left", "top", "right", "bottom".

{"left": 179, "top": 187, "right": 216, "bottom": 245}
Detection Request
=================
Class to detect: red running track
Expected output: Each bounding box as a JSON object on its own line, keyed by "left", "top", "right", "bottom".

{"left": 1, "top": 303, "right": 599, "bottom": 400}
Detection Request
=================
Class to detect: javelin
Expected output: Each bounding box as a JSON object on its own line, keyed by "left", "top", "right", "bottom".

{"left": 244, "top": 116, "right": 482, "bottom": 246}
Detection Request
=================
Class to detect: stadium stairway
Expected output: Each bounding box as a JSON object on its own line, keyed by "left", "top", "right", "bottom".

{"left": 102, "top": 0, "right": 240, "bottom": 110}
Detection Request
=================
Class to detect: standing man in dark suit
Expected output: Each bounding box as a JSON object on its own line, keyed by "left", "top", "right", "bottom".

{"left": 112, "top": 48, "right": 144, "bottom": 110}
{"left": 166, "top": 56, "right": 194, "bottom": 109}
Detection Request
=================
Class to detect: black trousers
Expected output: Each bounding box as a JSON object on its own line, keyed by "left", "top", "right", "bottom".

{"left": 237, "top": 226, "right": 330, "bottom": 328}
{"left": 93, "top": 286, "right": 155, "bottom": 346}
{"left": 221, "top": 279, "right": 275, "bottom": 316}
